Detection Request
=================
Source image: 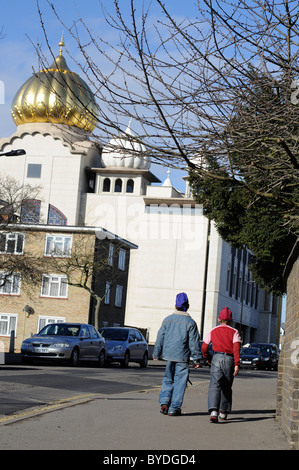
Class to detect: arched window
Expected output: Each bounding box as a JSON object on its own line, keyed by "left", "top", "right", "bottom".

{"left": 103, "top": 178, "right": 111, "bottom": 192}
{"left": 20, "top": 199, "right": 41, "bottom": 224}
{"left": 126, "top": 179, "right": 134, "bottom": 193}
{"left": 114, "top": 178, "right": 122, "bottom": 193}
{"left": 48, "top": 205, "right": 67, "bottom": 226}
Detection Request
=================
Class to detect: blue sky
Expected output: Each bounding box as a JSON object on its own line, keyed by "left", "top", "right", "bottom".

{"left": 0, "top": 1, "right": 287, "bottom": 320}
{"left": 0, "top": 0, "right": 191, "bottom": 190}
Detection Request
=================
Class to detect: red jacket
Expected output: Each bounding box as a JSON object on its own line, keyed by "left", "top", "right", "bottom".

{"left": 202, "top": 324, "right": 241, "bottom": 366}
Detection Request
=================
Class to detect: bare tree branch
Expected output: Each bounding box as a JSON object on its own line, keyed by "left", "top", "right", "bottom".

{"left": 32, "top": 0, "right": 299, "bottom": 233}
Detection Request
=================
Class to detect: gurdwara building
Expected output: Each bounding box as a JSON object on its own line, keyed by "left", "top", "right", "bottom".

{"left": 0, "top": 41, "right": 279, "bottom": 348}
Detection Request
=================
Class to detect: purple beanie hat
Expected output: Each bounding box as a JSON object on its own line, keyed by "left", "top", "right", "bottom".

{"left": 176, "top": 292, "right": 189, "bottom": 311}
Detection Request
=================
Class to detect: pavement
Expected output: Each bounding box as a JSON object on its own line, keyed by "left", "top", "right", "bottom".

{"left": 0, "top": 354, "right": 292, "bottom": 453}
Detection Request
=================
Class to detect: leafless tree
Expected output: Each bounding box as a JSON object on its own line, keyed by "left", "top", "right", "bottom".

{"left": 34, "top": 0, "right": 299, "bottom": 233}
{"left": 0, "top": 176, "right": 42, "bottom": 224}
{"left": 44, "top": 234, "right": 128, "bottom": 329}
{"left": 0, "top": 176, "right": 44, "bottom": 298}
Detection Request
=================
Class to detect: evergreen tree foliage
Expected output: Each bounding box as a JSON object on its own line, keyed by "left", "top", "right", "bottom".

{"left": 189, "top": 73, "right": 299, "bottom": 295}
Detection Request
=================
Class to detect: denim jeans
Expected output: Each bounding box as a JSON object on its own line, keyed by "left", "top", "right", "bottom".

{"left": 159, "top": 361, "right": 189, "bottom": 412}
{"left": 208, "top": 353, "right": 235, "bottom": 413}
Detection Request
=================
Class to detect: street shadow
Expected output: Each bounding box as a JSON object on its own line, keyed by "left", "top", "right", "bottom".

{"left": 225, "top": 408, "right": 276, "bottom": 423}
{"left": 183, "top": 409, "right": 276, "bottom": 422}
{"left": 233, "top": 408, "right": 276, "bottom": 415}
{"left": 182, "top": 411, "right": 208, "bottom": 417}
{"left": 0, "top": 366, "right": 37, "bottom": 371}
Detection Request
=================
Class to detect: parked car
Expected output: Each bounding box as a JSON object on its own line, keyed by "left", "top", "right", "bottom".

{"left": 99, "top": 327, "right": 148, "bottom": 368}
{"left": 240, "top": 346, "right": 263, "bottom": 369}
{"left": 21, "top": 323, "right": 107, "bottom": 367}
{"left": 246, "top": 342, "right": 279, "bottom": 370}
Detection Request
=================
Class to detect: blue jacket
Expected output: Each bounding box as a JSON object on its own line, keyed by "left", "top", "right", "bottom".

{"left": 153, "top": 311, "right": 201, "bottom": 363}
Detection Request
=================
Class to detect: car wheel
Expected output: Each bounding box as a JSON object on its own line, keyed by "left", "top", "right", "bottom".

{"left": 70, "top": 347, "right": 80, "bottom": 367}
{"left": 98, "top": 350, "right": 106, "bottom": 367}
{"left": 140, "top": 352, "right": 148, "bottom": 368}
{"left": 121, "top": 351, "right": 130, "bottom": 368}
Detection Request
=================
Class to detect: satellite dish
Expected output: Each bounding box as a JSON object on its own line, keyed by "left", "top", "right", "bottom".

{"left": 24, "top": 305, "right": 35, "bottom": 315}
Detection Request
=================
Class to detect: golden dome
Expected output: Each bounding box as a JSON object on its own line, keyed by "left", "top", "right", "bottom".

{"left": 11, "top": 40, "right": 98, "bottom": 132}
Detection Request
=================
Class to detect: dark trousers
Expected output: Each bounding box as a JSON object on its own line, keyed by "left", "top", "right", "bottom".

{"left": 208, "top": 353, "right": 235, "bottom": 413}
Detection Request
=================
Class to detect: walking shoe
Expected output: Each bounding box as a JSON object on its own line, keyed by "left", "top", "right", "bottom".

{"left": 168, "top": 409, "right": 181, "bottom": 416}
{"left": 209, "top": 411, "right": 218, "bottom": 423}
{"left": 160, "top": 404, "right": 169, "bottom": 415}
{"left": 219, "top": 411, "right": 227, "bottom": 421}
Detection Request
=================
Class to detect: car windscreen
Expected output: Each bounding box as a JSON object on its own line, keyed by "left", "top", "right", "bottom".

{"left": 39, "top": 324, "right": 80, "bottom": 336}
{"left": 241, "top": 348, "right": 260, "bottom": 355}
{"left": 259, "top": 346, "right": 271, "bottom": 353}
{"left": 99, "top": 329, "right": 129, "bottom": 341}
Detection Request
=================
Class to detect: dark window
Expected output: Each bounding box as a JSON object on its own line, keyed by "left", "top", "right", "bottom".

{"left": 27, "top": 164, "right": 42, "bottom": 178}
{"left": 134, "top": 330, "right": 143, "bottom": 341}
{"left": 103, "top": 178, "right": 111, "bottom": 192}
{"left": 126, "top": 179, "right": 134, "bottom": 193}
{"left": 0, "top": 233, "right": 24, "bottom": 254}
{"left": 88, "top": 325, "right": 99, "bottom": 339}
{"left": 114, "top": 179, "right": 122, "bottom": 193}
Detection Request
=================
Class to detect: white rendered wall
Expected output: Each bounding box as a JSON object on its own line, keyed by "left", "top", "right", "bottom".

{"left": 83, "top": 187, "right": 218, "bottom": 343}
{"left": 0, "top": 125, "right": 99, "bottom": 225}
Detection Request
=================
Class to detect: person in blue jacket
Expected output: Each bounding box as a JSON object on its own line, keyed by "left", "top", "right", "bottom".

{"left": 153, "top": 292, "right": 201, "bottom": 416}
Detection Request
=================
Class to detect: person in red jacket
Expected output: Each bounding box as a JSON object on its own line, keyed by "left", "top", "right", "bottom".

{"left": 201, "top": 307, "right": 241, "bottom": 423}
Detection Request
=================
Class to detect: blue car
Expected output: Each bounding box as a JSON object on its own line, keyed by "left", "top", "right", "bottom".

{"left": 99, "top": 327, "right": 148, "bottom": 368}
{"left": 240, "top": 347, "right": 263, "bottom": 369}
{"left": 248, "top": 342, "right": 279, "bottom": 370}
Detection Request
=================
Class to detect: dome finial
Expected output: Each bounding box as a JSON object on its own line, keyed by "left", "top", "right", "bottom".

{"left": 58, "top": 33, "right": 65, "bottom": 56}
{"left": 162, "top": 169, "right": 173, "bottom": 187}
{"left": 11, "top": 35, "right": 98, "bottom": 132}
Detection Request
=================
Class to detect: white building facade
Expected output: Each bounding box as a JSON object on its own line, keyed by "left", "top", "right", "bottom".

{"left": 0, "top": 43, "right": 278, "bottom": 345}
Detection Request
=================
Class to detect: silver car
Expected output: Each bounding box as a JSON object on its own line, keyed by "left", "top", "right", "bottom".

{"left": 21, "top": 323, "right": 106, "bottom": 367}
{"left": 99, "top": 327, "right": 148, "bottom": 368}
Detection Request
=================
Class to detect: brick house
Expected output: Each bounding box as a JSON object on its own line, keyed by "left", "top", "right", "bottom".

{"left": 0, "top": 224, "right": 136, "bottom": 353}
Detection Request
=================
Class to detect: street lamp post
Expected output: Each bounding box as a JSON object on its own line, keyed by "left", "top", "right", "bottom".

{"left": 0, "top": 149, "right": 26, "bottom": 157}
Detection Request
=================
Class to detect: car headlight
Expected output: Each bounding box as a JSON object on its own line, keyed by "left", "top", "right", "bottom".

{"left": 22, "top": 341, "right": 31, "bottom": 347}
{"left": 264, "top": 357, "right": 270, "bottom": 361}
{"left": 111, "top": 345, "right": 123, "bottom": 352}
{"left": 51, "top": 343, "right": 70, "bottom": 348}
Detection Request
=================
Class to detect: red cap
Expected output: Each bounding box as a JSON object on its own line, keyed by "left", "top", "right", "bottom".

{"left": 219, "top": 307, "right": 232, "bottom": 321}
